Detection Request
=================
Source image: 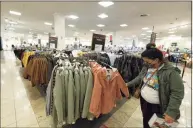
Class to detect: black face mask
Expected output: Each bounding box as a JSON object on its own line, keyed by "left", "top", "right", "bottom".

{"left": 144, "top": 61, "right": 155, "bottom": 68}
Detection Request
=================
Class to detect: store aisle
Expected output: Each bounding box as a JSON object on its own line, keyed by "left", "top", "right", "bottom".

{"left": 1, "top": 51, "right": 192, "bottom": 128}
{"left": 1, "top": 51, "right": 40, "bottom": 127}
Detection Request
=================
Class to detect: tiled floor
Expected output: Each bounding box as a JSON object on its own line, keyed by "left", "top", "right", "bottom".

{"left": 1, "top": 51, "right": 192, "bottom": 128}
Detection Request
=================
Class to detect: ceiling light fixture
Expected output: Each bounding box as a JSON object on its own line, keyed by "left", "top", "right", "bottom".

{"left": 9, "top": 21, "right": 18, "bottom": 24}
{"left": 5, "top": 18, "right": 9, "bottom": 22}
{"left": 9, "top": 10, "right": 21, "bottom": 16}
{"left": 142, "top": 27, "right": 149, "bottom": 30}
{"left": 68, "top": 24, "right": 75, "bottom": 27}
{"left": 97, "top": 24, "right": 105, "bottom": 27}
{"left": 8, "top": 28, "right": 15, "bottom": 30}
{"left": 180, "top": 25, "right": 188, "bottom": 28}
{"left": 169, "top": 27, "right": 177, "bottom": 31}
{"left": 141, "top": 34, "right": 146, "bottom": 36}
{"left": 168, "top": 31, "right": 175, "bottom": 34}
{"left": 44, "top": 22, "right": 52, "bottom": 26}
{"left": 120, "top": 24, "right": 128, "bottom": 27}
{"left": 90, "top": 30, "right": 96, "bottom": 32}
{"left": 68, "top": 15, "right": 79, "bottom": 19}
{"left": 98, "top": 1, "right": 114, "bottom": 7}
{"left": 147, "top": 30, "right": 152, "bottom": 33}
{"left": 98, "top": 13, "right": 108, "bottom": 19}
{"left": 44, "top": 32, "right": 48, "bottom": 34}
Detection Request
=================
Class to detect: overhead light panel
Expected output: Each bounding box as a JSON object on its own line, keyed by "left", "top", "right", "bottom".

{"left": 142, "top": 27, "right": 149, "bottom": 30}
{"left": 141, "top": 34, "right": 146, "bottom": 36}
{"left": 44, "top": 22, "right": 52, "bottom": 26}
{"left": 68, "top": 24, "right": 75, "bottom": 27}
{"left": 97, "top": 24, "right": 105, "bottom": 27}
{"left": 147, "top": 30, "right": 152, "bottom": 33}
{"left": 8, "top": 28, "right": 15, "bottom": 30}
{"left": 180, "top": 25, "right": 188, "bottom": 28}
{"left": 98, "top": 1, "right": 114, "bottom": 7}
{"left": 169, "top": 27, "right": 177, "bottom": 31}
{"left": 5, "top": 18, "right": 9, "bottom": 22}
{"left": 68, "top": 15, "right": 79, "bottom": 19}
{"left": 90, "top": 30, "right": 96, "bottom": 32}
{"left": 98, "top": 13, "right": 108, "bottom": 19}
{"left": 120, "top": 24, "right": 128, "bottom": 27}
{"left": 9, "top": 10, "right": 21, "bottom": 16}
{"left": 9, "top": 21, "right": 18, "bottom": 24}
{"left": 168, "top": 31, "right": 175, "bottom": 34}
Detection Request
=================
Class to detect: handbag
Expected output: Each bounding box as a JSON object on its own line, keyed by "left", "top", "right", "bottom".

{"left": 134, "top": 68, "right": 158, "bottom": 99}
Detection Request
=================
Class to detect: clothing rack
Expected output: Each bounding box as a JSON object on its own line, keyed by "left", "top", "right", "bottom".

{"left": 14, "top": 48, "right": 130, "bottom": 128}
{"left": 113, "top": 54, "right": 144, "bottom": 95}
{"left": 46, "top": 61, "right": 129, "bottom": 128}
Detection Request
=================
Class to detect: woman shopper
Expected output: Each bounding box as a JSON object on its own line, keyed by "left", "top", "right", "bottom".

{"left": 127, "top": 43, "right": 184, "bottom": 128}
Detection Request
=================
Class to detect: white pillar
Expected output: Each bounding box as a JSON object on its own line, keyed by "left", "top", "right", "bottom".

{"left": 54, "top": 13, "right": 66, "bottom": 50}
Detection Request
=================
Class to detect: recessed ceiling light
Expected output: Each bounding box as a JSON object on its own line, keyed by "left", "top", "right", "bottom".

{"left": 98, "top": 13, "right": 108, "bottom": 19}
{"left": 8, "top": 28, "right": 15, "bottom": 30}
{"left": 169, "top": 27, "right": 177, "bottom": 31}
{"left": 169, "top": 35, "right": 176, "bottom": 37}
{"left": 68, "top": 24, "right": 75, "bottom": 27}
{"left": 44, "top": 32, "right": 48, "bottom": 34}
{"left": 98, "top": 1, "right": 114, "bottom": 7}
{"left": 168, "top": 31, "right": 175, "bottom": 34}
{"left": 180, "top": 25, "right": 188, "bottom": 28}
{"left": 9, "top": 21, "right": 18, "bottom": 24}
{"left": 68, "top": 15, "right": 79, "bottom": 20}
{"left": 5, "top": 18, "right": 9, "bottom": 22}
{"left": 142, "top": 27, "right": 149, "bottom": 30}
{"left": 143, "top": 38, "right": 147, "bottom": 39}
{"left": 147, "top": 30, "right": 152, "bottom": 33}
{"left": 9, "top": 10, "right": 21, "bottom": 16}
{"left": 120, "top": 24, "right": 128, "bottom": 27}
{"left": 44, "top": 22, "right": 52, "bottom": 26}
{"left": 147, "top": 36, "right": 151, "bottom": 38}
{"left": 90, "top": 30, "right": 96, "bottom": 32}
{"left": 97, "top": 24, "right": 105, "bottom": 27}
{"left": 141, "top": 34, "right": 146, "bottom": 36}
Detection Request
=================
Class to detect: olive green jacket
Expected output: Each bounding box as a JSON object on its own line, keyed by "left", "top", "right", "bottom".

{"left": 128, "top": 62, "right": 184, "bottom": 119}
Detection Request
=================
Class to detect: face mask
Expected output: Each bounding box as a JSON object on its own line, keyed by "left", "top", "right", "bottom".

{"left": 144, "top": 61, "right": 156, "bottom": 69}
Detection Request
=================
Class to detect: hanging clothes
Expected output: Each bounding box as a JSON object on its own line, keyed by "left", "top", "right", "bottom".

{"left": 89, "top": 62, "right": 129, "bottom": 118}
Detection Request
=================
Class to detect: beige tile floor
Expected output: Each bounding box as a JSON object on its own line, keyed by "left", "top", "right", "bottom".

{"left": 1, "top": 51, "right": 192, "bottom": 128}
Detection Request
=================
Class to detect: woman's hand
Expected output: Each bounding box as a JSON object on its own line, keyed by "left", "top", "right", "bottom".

{"left": 164, "top": 113, "right": 174, "bottom": 123}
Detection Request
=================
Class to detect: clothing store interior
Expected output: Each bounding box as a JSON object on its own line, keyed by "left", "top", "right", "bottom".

{"left": 0, "top": 1, "right": 192, "bottom": 128}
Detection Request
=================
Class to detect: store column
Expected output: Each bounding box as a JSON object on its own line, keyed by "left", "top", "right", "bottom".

{"left": 54, "top": 13, "right": 66, "bottom": 50}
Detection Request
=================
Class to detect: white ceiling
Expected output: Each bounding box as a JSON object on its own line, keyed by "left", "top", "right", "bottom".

{"left": 1, "top": 1, "right": 191, "bottom": 40}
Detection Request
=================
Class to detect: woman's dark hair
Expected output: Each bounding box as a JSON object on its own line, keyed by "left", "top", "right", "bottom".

{"left": 141, "top": 43, "right": 163, "bottom": 61}
{"left": 146, "top": 43, "right": 156, "bottom": 49}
